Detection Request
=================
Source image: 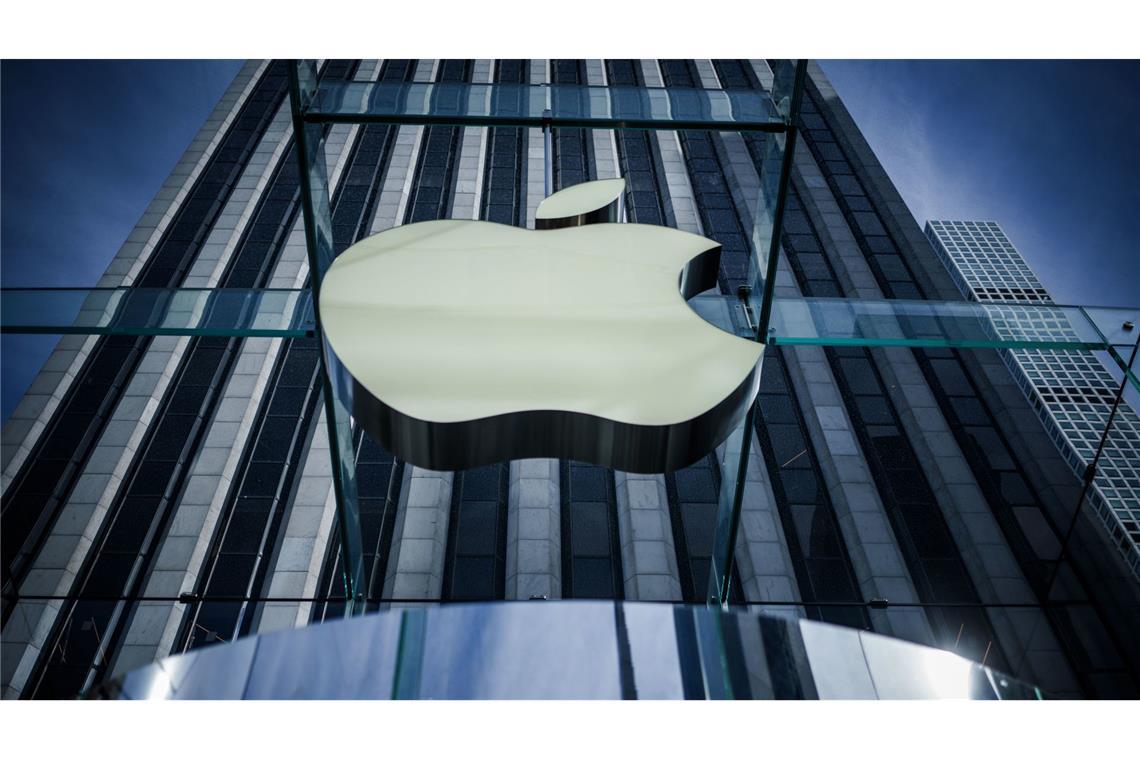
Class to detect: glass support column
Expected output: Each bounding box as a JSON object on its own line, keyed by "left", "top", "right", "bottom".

{"left": 542, "top": 108, "right": 553, "bottom": 197}
{"left": 288, "top": 59, "right": 365, "bottom": 616}
{"left": 708, "top": 60, "right": 807, "bottom": 606}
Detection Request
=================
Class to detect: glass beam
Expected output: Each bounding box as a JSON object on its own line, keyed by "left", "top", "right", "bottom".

{"left": 3, "top": 288, "right": 1134, "bottom": 359}
{"left": 0, "top": 287, "right": 314, "bottom": 337}
{"left": 289, "top": 59, "right": 365, "bottom": 616}
{"left": 708, "top": 60, "right": 807, "bottom": 606}
{"left": 302, "top": 80, "right": 785, "bottom": 132}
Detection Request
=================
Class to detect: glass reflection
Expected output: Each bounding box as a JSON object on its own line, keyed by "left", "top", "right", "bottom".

{"left": 95, "top": 602, "right": 1044, "bottom": 700}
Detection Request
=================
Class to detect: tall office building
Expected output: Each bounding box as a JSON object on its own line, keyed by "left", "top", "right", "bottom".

{"left": 3, "top": 60, "right": 1139, "bottom": 700}
{"left": 926, "top": 220, "right": 1140, "bottom": 578}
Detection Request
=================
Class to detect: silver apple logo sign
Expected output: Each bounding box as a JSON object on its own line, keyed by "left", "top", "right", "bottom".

{"left": 318, "top": 178, "right": 764, "bottom": 473}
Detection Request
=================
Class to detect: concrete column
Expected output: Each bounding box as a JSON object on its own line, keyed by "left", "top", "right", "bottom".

{"left": 524, "top": 59, "right": 547, "bottom": 228}
{"left": 505, "top": 460, "right": 561, "bottom": 600}
{"left": 613, "top": 473, "right": 682, "bottom": 601}
{"left": 383, "top": 467, "right": 453, "bottom": 602}
{"left": 693, "top": 59, "right": 721, "bottom": 89}
{"left": 640, "top": 60, "right": 702, "bottom": 235}
{"left": 722, "top": 432, "right": 803, "bottom": 616}
{"left": 256, "top": 407, "right": 339, "bottom": 635}
{"left": 448, "top": 59, "right": 493, "bottom": 220}
{"left": 585, "top": 60, "right": 621, "bottom": 183}
{"left": 363, "top": 60, "right": 449, "bottom": 605}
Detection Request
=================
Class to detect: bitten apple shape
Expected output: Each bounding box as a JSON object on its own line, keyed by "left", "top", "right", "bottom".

{"left": 318, "top": 187, "right": 764, "bottom": 473}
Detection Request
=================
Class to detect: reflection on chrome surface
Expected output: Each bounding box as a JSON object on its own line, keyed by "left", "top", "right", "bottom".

{"left": 94, "top": 602, "right": 1043, "bottom": 700}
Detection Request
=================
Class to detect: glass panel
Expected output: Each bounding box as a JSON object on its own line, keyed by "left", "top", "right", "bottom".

{"left": 289, "top": 60, "right": 364, "bottom": 614}
{"left": 764, "top": 297, "right": 1116, "bottom": 350}
{"left": 2, "top": 288, "right": 1133, "bottom": 354}
{"left": 743, "top": 60, "right": 804, "bottom": 331}
{"left": 0, "top": 287, "right": 315, "bottom": 337}
{"left": 743, "top": 127, "right": 789, "bottom": 322}
{"left": 1082, "top": 307, "right": 1140, "bottom": 393}
{"left": 769, "top": 60, "right": 806, "bottom": 122}
{"left": 1081, "top": 306, "right": 1140, "bottom": 349}
{"left": 707, "top": 412, "right": 752, "bottom": 605}
{"left": 1055, "top": 340, "right": 1140, "bottom": 582}
{"left": 689, "top": 293, "right": 1132, "bottom": 351}
{"left": 95, "top": 602, "right": 1045, "bottom": 699}
{"left": 305, "top": 80, "right": 784, "bottom": 132}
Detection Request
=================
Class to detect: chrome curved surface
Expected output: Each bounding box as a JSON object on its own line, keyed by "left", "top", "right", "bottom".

{"left": 345, "top": 352, "right": 760, "bottom": 474}
{"left": 95, "top": 602, "right": 1043, "bottom": 700}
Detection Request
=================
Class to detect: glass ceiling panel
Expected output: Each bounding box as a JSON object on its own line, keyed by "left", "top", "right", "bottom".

{"left": 302, "top": 81, "right": 785, "bottom": 131}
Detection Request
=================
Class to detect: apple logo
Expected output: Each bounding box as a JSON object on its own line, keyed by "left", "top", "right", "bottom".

{"left": 318, "top": 178, "right": 764, "bottom": 473}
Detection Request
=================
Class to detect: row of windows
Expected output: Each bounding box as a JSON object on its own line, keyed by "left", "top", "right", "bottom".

{"left": 183, "top": 340, "right": 324, "bottom": 650}
{"left": 561, "top": 461, "right": 624, "bottom": 599}
{"left": 1, "top": 62, "right": 296, "bottom": 624}
{"left": 443, "top": 465, "right": 510, "bottom": 600}
{"left": 605, "top": 59, "right": 674, "bottom": 228}
{"left": 404, "top": 60, "right": 471, "bottom": 224}
{"left": 480, "top": 60, "right": 529, "bottom": 226}
{"left": 659, "top": 58, "right": 753, "bottom": 293}
{"left": 26, "top": 61, "right": 370, "bottom": 698}
{"left": 188, "top": 96, "right": 407, "bottom": 643}
{"left": 777, "top": 92, "right": 1024, "bottom": 667}
{"left": 753, "top": 348, "right": 869, "bottom": 629}
{"left": 930, "top": 219, "right": 1140, "bottom": 578}
{"left": 550, "top": 60, "right": 595, "bottom": 190}
{"left": 312, "top": 430, "right": 404, "bottom": 620}
{"left": 798, "top": 87, "right": 1140, "bottom": 691}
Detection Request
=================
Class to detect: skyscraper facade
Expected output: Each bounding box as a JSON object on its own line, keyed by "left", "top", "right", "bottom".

{"left": 2, "top": 60, "right": 1138, "bottom": 700}
{"left": 926, "top": 220, "right": 1140, "bottom": 578}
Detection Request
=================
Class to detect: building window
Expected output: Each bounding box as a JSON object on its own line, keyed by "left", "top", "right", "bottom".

{"left": 560, "top": 461, "right": 624, "bottom": 599}
{"left": 442, "top": 464, "right": 509, "bottom": 600}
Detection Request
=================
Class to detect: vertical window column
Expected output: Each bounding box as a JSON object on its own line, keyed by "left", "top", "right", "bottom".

{"left": 561, "top": 461, "right": 623, "bottom": 599}
{"left": 481, "top": 59, "right": 529, "bottom": 226}
{"left": 549, "top": 60, "right": 595, "bottom": 191}
{"left": 1, "top": 62, "right": 292, "bottom": 630}
{"left": 442, "top": 465, "right": 509, "bottom": 600}
{"left": 505, "top": 459, "right": 562, "bottom": 600}
{"left": 21, "top": 61, "right": 356, "bottom": 699}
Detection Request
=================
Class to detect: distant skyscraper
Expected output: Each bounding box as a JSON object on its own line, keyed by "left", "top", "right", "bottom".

{"left": 3, "top": 61, "right": 1139, "bottom": 700}
{"left": 926, "top": 220, "right": 1140, "bottom": 578}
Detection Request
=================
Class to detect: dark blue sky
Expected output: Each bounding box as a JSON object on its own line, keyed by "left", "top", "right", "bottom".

{"left": 2, "top": 60, "right": 1138, "bottom": 422}
{"left": 820, "top": 60, "right": 1140, "bottom": 308}
{"left": 1, "top": 60, "right": 243, "bottom": 422}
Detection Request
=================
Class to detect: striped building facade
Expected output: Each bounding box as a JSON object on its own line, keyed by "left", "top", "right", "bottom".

{"left": 3, "top": 60, "right": 1139, "bottom": 699}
